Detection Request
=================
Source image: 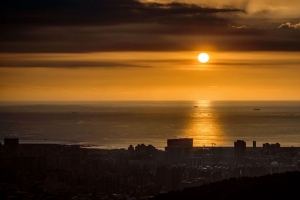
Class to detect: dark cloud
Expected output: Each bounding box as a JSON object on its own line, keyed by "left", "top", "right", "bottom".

{"left": 0, "top": 60, "right": 151, "bottom": 68}
{"left": 0, "top": 0, "right": 300, "bottom": 53}
{"left": 2, "top": 25, "right": 300, "bottom": 53}
{"left": 1, "top": 57, "right": 299, "bottom": 69}
{"left": 1, "top": 0, "right": 243, "bottom": 27}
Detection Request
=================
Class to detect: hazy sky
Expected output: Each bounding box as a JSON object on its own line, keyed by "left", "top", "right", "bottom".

{"left": 1, "top": 0, "right": 300, "bottom": 101}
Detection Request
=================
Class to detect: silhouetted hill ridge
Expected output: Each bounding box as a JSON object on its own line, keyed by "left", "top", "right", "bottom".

{"left": 150, "top": 171, "right": 300, "bottom": 200}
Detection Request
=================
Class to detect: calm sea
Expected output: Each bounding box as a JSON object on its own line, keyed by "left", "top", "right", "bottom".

{"left": 0, "top": 101, "right": 300, "bottom": 149}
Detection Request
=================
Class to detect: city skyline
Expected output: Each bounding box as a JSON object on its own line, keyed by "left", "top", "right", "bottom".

{"left": 1, "top": 136, "right": 299, "bottom": 199}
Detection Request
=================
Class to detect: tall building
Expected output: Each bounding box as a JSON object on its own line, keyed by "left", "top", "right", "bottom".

{"left": 263, "top": 143, "right": 270, "bottom": 152}
{"left": 253, "top": 141, "right": 256, "bottom": 148}
{"left": 270, "top": 143, "right": 280, "bottom": 152}
{"left": 128, "top": 145, "right": 134, "bottom": 156}
{"left": 263, "top": 143, "right": 280, "bottom": 153}
{"left": 263, "top": 142, "right": 281, "bottom": 153}
{"left": 167, "top": 138, "right": 193, "bottom": 148}
{"left": 234, "top": 140, "right": 246, "bottom": 161}
{"left": 165, "top": 138, "right": 193, "bottom": 159}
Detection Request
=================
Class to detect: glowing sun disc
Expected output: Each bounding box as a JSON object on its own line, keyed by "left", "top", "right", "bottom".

{"left": 198, "top": 53, "right": 209, "bottom": 63}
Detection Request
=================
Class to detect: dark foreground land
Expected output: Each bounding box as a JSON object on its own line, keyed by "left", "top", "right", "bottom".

{"left": 150, "top": 171, "right": 300, "bottom": 200}
{"left": 1, "top": 141, "right": 299, "bottom": 199}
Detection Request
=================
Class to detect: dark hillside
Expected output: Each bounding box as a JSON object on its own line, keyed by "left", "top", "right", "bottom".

{"left": 150, "top": 171, "right": 300, "bottom": 200}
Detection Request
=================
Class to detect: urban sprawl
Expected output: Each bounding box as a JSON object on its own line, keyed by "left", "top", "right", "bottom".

{"left": 1, "top": 138, "right": 300, "bottom": 200}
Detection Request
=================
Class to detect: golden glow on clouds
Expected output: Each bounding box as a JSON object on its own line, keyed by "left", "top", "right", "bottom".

{"left": 0, "top": 51, "right": 300, "bottom": 101}
{"left": 150, "top": 0, "right": 300, "bottom": 17}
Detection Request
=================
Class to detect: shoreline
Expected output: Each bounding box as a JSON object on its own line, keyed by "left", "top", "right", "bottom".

{"left": 8, "top": 143, "right": 300, "bottom": 150}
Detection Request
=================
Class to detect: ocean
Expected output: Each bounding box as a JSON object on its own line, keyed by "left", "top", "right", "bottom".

{"left": 0, "top": 101, "right": 300, "bottom": 149}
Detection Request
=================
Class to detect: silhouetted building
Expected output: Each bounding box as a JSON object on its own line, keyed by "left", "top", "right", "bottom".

{"left": 263, "top": 143, "right": 270, "bottom": 153}
{"left": 253, "top": 141, "right": 256, "bottom": 148}
{"left": 165, "top": 138, "right": 193, "bottom": 160}
{"left": 270, "top": 143, "right": 280, "bottom": 152}
{"left": 263, "top": 143, "right": 280, "bottom": 154}
{"left": 128, "top": 145, "right": 134, "bottom": 156}
{"left": 4, "top": 137, "right": 19, "bottom": 153}
{"left": 234, "top": 140, "right": 246, "bottom": 161}
{"left": 167, "top": 138, "right": 193, "bottom": 148}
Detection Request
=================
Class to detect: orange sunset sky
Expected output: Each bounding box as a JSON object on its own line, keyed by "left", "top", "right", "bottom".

{"left": 1, "top": 0, "right": 300, "bottom": 101}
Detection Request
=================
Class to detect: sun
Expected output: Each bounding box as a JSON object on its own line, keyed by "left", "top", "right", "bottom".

{"left": 198, "top": 53, "right": 209, "bottom": 63}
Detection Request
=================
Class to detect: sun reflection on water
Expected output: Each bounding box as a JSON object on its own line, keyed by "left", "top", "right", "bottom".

{"left": 183, "top": 100, "right": 225, "bottom": 147}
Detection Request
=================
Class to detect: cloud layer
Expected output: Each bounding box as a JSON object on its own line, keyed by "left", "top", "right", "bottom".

{"left": 278, "top": 22, "right": 300, "bottom": 29}
{"left": 1, "top": 0, "right": 243, "bottom": 26}
{"left": 1, "top": 0, "right": 300, "bottom": 53}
